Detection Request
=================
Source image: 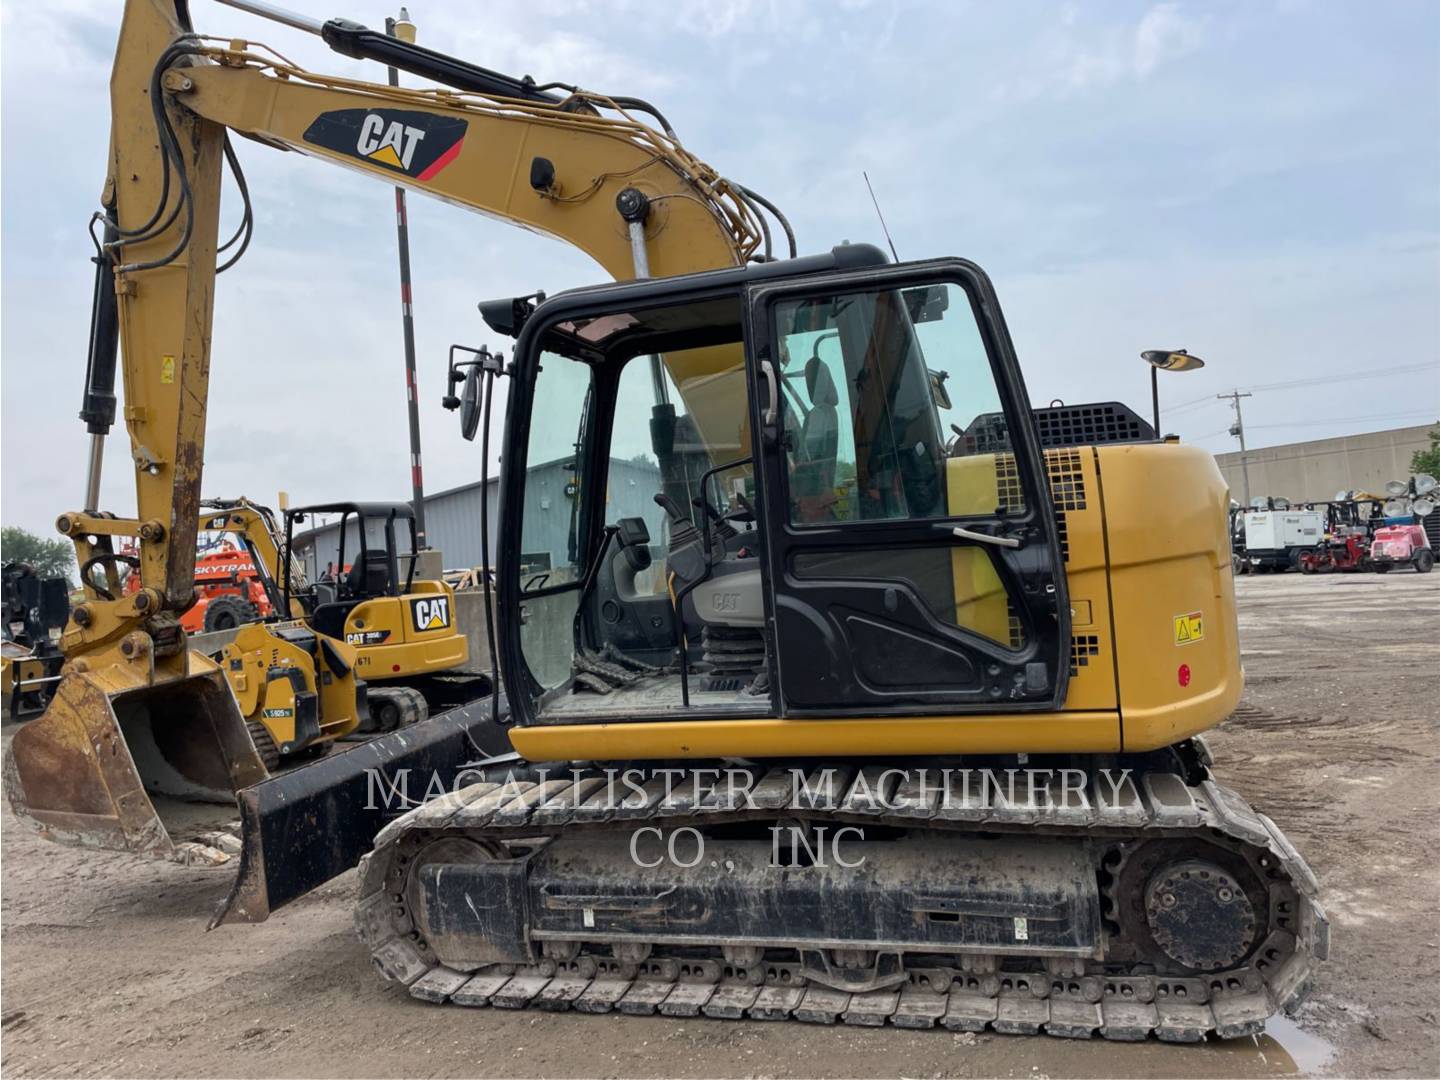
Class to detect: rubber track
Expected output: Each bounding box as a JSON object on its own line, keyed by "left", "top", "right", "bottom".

{"left": 355, "top": 764, "right": 1329, "bottom": 1042}
{"left": 359, "top": 686, "right": 428, "bottom": 735}
{"left": 245, "top": 718, "right": 281, "bottom": 771}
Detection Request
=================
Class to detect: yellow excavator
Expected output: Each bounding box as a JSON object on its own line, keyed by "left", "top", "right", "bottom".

{"left": 4, "top": 0, "right": 1325, "bottom": 1042}
{"left": 274, "top": 500, "right": 469, "bottom": 715}
{"left": 2, "top": 563, "right": 71, "bottom": 719}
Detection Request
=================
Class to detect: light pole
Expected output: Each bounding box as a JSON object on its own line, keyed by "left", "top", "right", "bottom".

{"left": 386, "top": 8, "right": 427, "bottom": 549}
{"left": 1141, "top": 348, "right": 1206, "bottom": 436}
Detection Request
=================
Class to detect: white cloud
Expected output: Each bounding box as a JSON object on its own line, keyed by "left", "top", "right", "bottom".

{"left": 1134, "top": 3, "right": 1207, "bottom": 77}
{"left": 996, "top": 2, "right": 1209, "bottom": 101}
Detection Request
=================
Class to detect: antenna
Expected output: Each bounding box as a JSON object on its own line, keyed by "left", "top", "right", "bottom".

{"left": 863, "top": 171, "right": 900, "bottom": 262}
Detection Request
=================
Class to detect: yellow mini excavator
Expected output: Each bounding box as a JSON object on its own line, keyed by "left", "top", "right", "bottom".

{"left": 4, "top": 0, "right": 1325, "bottom": 1042}
{"left": 276, "top": 500, "right": 469, "bottom": 721}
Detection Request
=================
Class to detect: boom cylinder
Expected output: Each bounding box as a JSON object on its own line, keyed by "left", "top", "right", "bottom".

{"left": 80, "top": 221, "right": 120, "bottom": 511}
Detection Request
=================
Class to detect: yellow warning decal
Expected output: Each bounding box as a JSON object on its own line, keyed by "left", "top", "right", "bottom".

{"left": 1173, "top": 611, "right": 1204, "bottom": 646}
{"left": 160, "top": 354, "right": 175, "bottom": 384}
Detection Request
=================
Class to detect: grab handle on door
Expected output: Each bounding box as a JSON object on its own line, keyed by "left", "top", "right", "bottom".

{"left": 759, "top": 358, "right": 779, "bottom": 428}
{"left": 935, "top": 523, "right": 1022, "bottom": 549}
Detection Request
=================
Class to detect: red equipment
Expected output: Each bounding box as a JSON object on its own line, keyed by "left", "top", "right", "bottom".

{"left": 186, "top": 544, "right": 276, "bottom": 630}
{"left": 123, "top": 541, "right": 275, "bottom": 631}
{"left": 1370, "top": 524, "right": 1435, "bottom": 574}
{"left": 1298, "top": 534, "right": 1370, "bottom": 574}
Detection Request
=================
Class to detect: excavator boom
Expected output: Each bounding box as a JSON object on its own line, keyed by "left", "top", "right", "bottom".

{"left": 5, "top": 0, "right": 761, "bottom": 878}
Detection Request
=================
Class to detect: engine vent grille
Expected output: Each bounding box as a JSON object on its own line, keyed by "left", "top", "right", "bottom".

{"left": 1044, "top": 449, "right": 1086, "bottom": 511}
{"left": 1046, "top": 449, "right": 1087, "bottom": 563}
{"left": 964, "top": 401, "right": 1154, "bottom": 453}
{"left": 1036, "top": 402, "right": 1153, "bottom": 448}
{"left": 1070, "top": 634, "right": 1101, "bottom": 676}
{"left": 994, "top": 454, "right": 1023, "bottom": 512}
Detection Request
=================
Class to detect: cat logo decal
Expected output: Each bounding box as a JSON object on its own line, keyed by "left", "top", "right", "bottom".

{"left": 411, "top": 596, "right": 451, "bottom": 632}
{"left": 302, "top": 109, "right": 466, "bottom": 181}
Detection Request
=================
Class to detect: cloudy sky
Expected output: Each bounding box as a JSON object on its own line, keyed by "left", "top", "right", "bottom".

{"left": 3, "top": 0, "right": 1437, "bottom": 538}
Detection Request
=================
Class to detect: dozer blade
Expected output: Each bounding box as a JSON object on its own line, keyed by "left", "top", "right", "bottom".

{"left": 213, "top": 694, "right": 514, "bottom": 927}
{"left": 3, "top": 660, "right": 269, "bottom": 855}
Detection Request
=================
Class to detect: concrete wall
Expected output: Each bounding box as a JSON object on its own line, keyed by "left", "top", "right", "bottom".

{"left": 1215, "top": 423, "right": 1435, "bottom": 505}
{"left": 450, "top": 589, "right": 495, "bottom": 677}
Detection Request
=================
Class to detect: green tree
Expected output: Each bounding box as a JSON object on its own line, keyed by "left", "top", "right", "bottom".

{"left": 1411, "top": 425, "right": 1440, "bottom": 479}
{"left": 1, "top": 526, "right": 76, "bottom": 586}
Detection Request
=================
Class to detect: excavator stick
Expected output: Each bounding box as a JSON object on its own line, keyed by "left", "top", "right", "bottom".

{"left": 4, "top": 658, "right": 268, "bottom": 855}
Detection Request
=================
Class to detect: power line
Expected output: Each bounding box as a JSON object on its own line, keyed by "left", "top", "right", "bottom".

{"left": 1164, "top": 361, "right": 1437, "bottom": 416}
{"left": 1244, "top": 362, "right": 1433, "bottom": 394}
{"left": 1167, "top": 397, "right": 1226, "bottom": 418}
{"left": 1247, "top": 408, "right": 1437, "bottom": 430}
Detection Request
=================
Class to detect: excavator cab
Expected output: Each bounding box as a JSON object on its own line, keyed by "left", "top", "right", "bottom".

{"left": 467, "top": 245, "right": 1071, "bottom": 752}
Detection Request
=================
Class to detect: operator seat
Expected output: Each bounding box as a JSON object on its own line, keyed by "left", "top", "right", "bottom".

{"left": 792, "top": 357, "right": 840, "bottom": 505}
{"left": 310, "top": 550, "right": 392, "bottom": 640}
{"left": 346, "top": 550, "right": 391, "bottom": 599}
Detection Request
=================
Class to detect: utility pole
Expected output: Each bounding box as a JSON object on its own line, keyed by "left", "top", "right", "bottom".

{"left": 1218, "top": 390, "right": 1254, "bottom": 507}
{"left": 386, "top": 8, "right": 427, "bottom": 548}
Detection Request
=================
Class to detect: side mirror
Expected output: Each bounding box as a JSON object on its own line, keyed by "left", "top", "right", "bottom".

{"left": 459, "top": 366, "right": 481, "bottom": 442}
{"left": 444, "top": 343, "right": 503, "bottom": 442}
{"left": 928, "top": 368, "right": 952, "bottom": 411}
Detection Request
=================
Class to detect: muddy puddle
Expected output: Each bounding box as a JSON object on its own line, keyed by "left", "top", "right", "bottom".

{"left": 1207, "top": 1015, "right": 1339, "bottom": 1075}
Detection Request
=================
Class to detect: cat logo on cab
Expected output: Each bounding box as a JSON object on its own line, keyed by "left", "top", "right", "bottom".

{"left": 411, "top": 596, "right": 451, "bottom": 632}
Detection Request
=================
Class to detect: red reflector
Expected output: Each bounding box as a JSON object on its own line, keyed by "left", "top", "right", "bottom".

{"left": 1177, "top": 664, "right": 1191, "bottom": 687}
{"left": 392, "top": 664, "right": 402, "bottom": 673}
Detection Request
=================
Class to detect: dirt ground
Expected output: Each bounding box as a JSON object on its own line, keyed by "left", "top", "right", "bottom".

{"left": 3, "top": 571, "right": 1438, "bottom": 1079}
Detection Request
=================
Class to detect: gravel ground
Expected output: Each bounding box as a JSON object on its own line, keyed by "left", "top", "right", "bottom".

{"left": 2, "top": 571, "right": 1437, "bottom": 1079}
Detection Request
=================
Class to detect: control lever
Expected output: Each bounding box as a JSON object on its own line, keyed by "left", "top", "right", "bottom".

{"left": 733, "top": 491, "right": 757, "bottom": 522}
{"left": 692, "top": 494, "right": 723, "bottom": 525}
{"left": 652, "top": 492, "right": 686, "bottom": 522}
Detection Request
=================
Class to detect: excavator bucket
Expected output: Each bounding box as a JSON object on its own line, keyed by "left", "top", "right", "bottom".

{"left": 5, "top": 639, "right": 511, "bottom": 925}
{"left": 3, "top": 659, "right": 268, "bottom": 856}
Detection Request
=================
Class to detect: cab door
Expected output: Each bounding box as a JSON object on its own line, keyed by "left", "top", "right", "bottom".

{"left": 746, "top": 259, "right": 1070, "bottom": 716}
